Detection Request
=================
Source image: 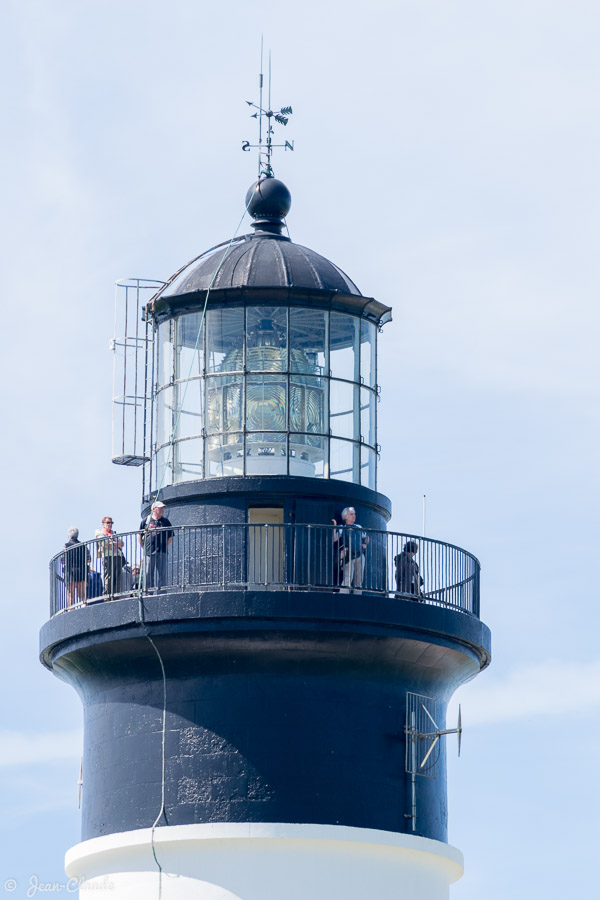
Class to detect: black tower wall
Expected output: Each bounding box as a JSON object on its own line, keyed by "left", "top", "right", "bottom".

{"left": 147, "top": 476, "right": 391, "bottom": 529}
{"left": 40, "top": 589, "right": 490, "bottom": 843}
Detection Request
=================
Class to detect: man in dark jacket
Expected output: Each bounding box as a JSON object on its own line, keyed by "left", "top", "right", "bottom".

{"left": 332, "top": 507, "right": 369, "bottom": 592}
{"left": 394, "top": 540, "right": 424, "bottom": 599}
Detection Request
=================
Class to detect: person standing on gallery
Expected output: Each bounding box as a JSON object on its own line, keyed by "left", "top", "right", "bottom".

{"left": 332, "top": 506, "right": 368, "bottom": 592}
{"left": 94, "top": 516, "right": 124, "bottom": 598}
{"left": 394, "top": 540, "right": 424, "bottom": 598}
{"left": 139, "top": 501, "right": 174, "bottom": 590}
{"left": 63, "top": 527, "right": 88, "bottom": 608}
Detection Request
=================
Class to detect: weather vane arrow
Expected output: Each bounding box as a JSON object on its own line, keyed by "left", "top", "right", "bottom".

{"left": 242, "top": 42, "right": 294, "bottom": 179}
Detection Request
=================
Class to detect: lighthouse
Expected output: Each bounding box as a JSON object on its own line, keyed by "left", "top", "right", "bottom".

{"left": 41, "top": 152, "right": 491, "bottom": 897}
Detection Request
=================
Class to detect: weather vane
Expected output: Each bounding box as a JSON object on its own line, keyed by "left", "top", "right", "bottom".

{"left": 242, "top": 42, "right": 294, "bottom": 178}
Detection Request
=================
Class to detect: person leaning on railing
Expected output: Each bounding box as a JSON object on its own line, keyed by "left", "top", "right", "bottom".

{"left": 139, "top": 501, "right": 173, "bottom": 591}
{"left": 394, "top": 540, "right": 424, "bottom": 599}
{"left": 332, "top": 507, "right": 369, "bottom": 592}
{"left": 94, "top": 516, "right": 124, "bottom": 598}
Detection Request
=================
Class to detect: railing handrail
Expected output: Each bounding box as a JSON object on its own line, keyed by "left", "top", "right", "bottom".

{"left": 50, "top": 524, "right": 480, "bottom": 569}
{"left": 50, "top": 523, "right": 480, "bottom": 620}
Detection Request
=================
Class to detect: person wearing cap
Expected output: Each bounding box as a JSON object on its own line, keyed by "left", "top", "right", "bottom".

{"left": 94, "top": 516, "right": 124, "bottom": 598}
{"left": 394, "top": 540, "right": 424, "bottom": 598}
{"left": 139, "top": 501, "right": 174, "bottom": 590}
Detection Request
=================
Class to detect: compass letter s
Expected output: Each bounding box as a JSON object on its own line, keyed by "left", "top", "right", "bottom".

{"left": 242, "top": 141, "right": 250, "bottom": 151}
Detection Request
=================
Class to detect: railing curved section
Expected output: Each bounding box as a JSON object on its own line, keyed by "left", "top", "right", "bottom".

{"left": 49, "top": 525, "right": 480, "bottom": 619}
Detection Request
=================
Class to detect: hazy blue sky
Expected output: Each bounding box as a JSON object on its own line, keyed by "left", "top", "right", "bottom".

{"left": 1, "top": 1, "right": 598, "bottom": 897}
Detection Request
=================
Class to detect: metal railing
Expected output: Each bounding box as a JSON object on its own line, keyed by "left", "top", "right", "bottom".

{"left": 49, "top": 525, "right": 480, "bottom": 619}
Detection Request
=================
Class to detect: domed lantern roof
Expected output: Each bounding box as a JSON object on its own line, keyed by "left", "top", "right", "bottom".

{"left": 149, "top": 177, "right": 392, "bottom": 326}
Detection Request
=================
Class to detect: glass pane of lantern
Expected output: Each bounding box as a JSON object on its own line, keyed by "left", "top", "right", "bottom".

{"left": 360, "top": 320, "right": 376, "bottom": 387}
{"left": 206, "top": 308, "right": 244, "bottom": 373}
{"left": 361, "top": 445, "right": 376, "bottom": 490}
{"left": 205, "top": 435, "right": 224, "bottom": 478}
{"left": 290, "top": 308, "right": 327, "bottom": 374}
{"left": 176, "top": 313, "right": 205, "bottom": 380}
{"left": 246, "top": 374, "right": 287, "bottom": 433}
{"left": 175, "top": 377, "right": 204, "bottom": 439}
{"left": 246, "top": 432, "right": 288, "bottom": 475}
{"left": 153, "top": 444, "right": 172, "bottom": 490}
{"left": 246, "top": 307, "right": 287, "bottom": 372}
{"left": 289, "top": 374, "right": 327, "bottom": 436}
{"left": 157, "top": 321, "right": 174, "bottom": 388}
{"left": 156, "top": 385, "right": 174, "bottom": 448}
{"left": 173, "top": 437, "right": 204, "bottom": 483}
{"left": 330, "top": 437, "right": 356, "bottom": 483}
{"left": 312, "top": 440, "right": 327, "bottom": 478}
{"left": 289, "top": 432, "right": 327, "bottom": 478}
{"left": 330, "top": 312, "right": 359, "bottom": 382}
{"left": 330, "top": 380, "right": 357, "bottom": 440}
{"left": 360, "top": 388, "right": 376, "bottom": 447}
{"left": 206, "top": 375, "right": 243, "bottom": 435}
{"left": 205, "top": 434, "right": 244, "bottom": 478}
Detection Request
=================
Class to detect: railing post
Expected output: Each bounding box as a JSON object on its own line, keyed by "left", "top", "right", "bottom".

{"left": 264, "top": 524, "right": 269, "bottom": 586}
{"left": 241, "top": 524, "right": 246, "bottom": 588}
{"left": 307, "top": 525, "right": 312, "bottom": 589}
{"left": 222, "top": 524, "right": 226, "bottom": 588}
{"left": 384, "top": 533, "right": 389, "bottom": 597}
{"left": 180, "top": 526, "right": 185, "bottom": 589}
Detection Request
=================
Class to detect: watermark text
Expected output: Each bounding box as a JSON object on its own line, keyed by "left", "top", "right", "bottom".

{"left": 3, "top": 875, "right": 114, "bottom": 895}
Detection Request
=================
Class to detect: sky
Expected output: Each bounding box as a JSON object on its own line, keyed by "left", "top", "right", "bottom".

{"left": 1, "top": 0, "right": 599, "bottom": 896}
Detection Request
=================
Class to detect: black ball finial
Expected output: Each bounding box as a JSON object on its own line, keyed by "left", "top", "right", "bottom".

{"left": 245, "top": 177, "right": 292, "bottom": 234}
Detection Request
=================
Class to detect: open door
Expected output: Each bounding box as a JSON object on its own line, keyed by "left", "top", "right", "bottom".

{"left": 248, "top": 508, "right": 284, "bottom": 585}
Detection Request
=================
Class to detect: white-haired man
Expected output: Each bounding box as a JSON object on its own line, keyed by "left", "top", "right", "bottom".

{"left": 332, "top": 507, "right": 369, "bottom": 592}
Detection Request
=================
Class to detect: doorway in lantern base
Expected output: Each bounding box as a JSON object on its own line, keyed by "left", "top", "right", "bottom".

{"left": 248, "top": 507, "right": 285, "bottom": 586}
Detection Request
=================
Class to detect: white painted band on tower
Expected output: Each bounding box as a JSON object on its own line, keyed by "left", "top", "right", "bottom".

{"left": 65, "top": 823, "right": 463, "bottom": 899}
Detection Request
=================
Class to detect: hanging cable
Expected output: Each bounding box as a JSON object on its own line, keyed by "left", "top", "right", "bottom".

{"left": 135, "top": 589, "right": 169, "bottom": 897}
{"left": 134, "top": 187, "right": 258, "bottom": 898}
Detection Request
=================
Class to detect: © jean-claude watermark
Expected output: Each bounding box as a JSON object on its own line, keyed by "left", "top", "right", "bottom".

{"left": 3, "top": 875, "right": 114, "bottom": 896}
